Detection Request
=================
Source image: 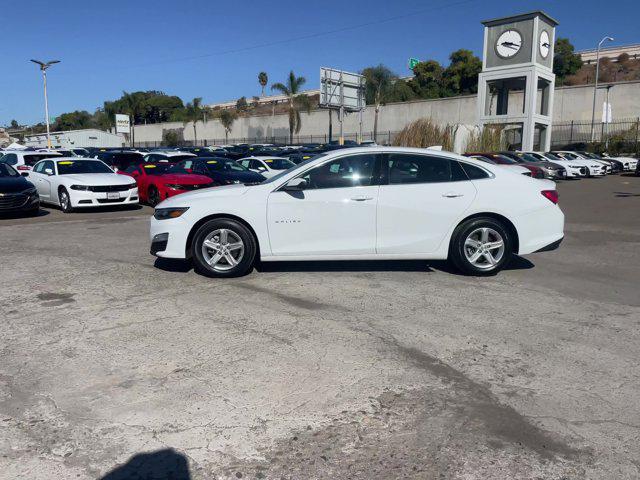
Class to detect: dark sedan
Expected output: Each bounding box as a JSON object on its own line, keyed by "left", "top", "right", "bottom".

{"left": 171, "top": 157, "right": 267, "bottom": 185}
{"left": 0, "top": 163, "right": 39, "bottom": 216}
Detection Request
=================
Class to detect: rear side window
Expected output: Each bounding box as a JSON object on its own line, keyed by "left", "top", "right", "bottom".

{"left": 460, "top": 162, "right": 490, "bottom": 180}
{"left": 24, "top": 154, "right": 54, "bottom": 166}
{"left": 386, "top": 154, "right": 467, "bottom": 184}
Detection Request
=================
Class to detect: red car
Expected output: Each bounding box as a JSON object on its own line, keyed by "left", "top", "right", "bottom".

{"left": 119, "top": 163, "right": 213, "bottom": 206}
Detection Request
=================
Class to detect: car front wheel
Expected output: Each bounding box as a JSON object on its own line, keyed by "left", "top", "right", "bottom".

{"left": 192, "top": 218, "right": 257, "bottom": 278}
{"left": 148, "top": 186, "right": 161, "bottom": 207}
{"left": 449, "top": 218, "right": 513, "bottom": 275}
{"left": 59, "top": 188, "right": 73, "bottom": 213}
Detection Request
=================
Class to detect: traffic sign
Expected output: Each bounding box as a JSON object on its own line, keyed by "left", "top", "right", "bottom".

{"left": 408, "top": 58, "right": 420, "bottom": 70}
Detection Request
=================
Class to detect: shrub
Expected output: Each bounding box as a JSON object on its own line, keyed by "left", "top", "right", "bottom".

{"left": 465, "top": 125, "right": 506, "bottom": 152}
{"left": 393, "top": 118, "right": 454, "bottom": 150}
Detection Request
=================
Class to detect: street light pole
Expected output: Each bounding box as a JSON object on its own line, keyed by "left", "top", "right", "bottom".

{"left": 589, "top": 37, "right": 613, "bottom": 142}
{"left": 30, "top": 59, "right": 60, "bottom": 149}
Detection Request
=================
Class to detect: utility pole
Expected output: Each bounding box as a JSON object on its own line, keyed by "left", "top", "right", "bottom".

{"left": 590, "top": 36, "right": 614, "bottom": 142}
{"left": 30, "top": 59, "right": 60, "bottom": 149}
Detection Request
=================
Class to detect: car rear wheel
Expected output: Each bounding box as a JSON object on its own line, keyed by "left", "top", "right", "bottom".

{"left": 192, "top": 218, "right": 257, "bottom": 278}
{"left": 59, "top": 188, "right": 73, "bottom": 213}
{"left": 449, "top": 217, "right": 513, "bottom": 276}
{"left": 148, "top": 186, "right": 161, "bottom": 207}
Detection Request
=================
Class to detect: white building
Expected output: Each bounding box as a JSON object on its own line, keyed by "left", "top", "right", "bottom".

{"left": 24, "top": 128, "right": 126, "bottom": 148}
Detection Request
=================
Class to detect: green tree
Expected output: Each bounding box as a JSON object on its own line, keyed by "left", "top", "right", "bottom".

{"left": 53, "top": 110, "right": 93, "bottom": 131}
{"left": 219, "top": 109, "right": 238, "bottom": 143}
{"left": 236, "top": 96, "right": 248, "bottom": 111}
{"left": 10, "top": 119, "right": 19, "bottom": 129}
{"left": 183, "top": 97, "right": 204, "bottom": 146}
{"left": 553, "top": 37, "right": 583, "bottom": 80}
{"left": 271, "top": 71, "right": 312, "bottom": 144}
{"left": 408, "top": 60, "right": 444, "bottom": 98}
{"left": 258, "top": 72, "right": 268, "bottom": 97}
{"left": 442, "top": 49, "right": 482, "bottom": 96}
{"left": 362, "top": 64, "right": 397, "bottom": 142}
{"left": 120, "top": 91, "right": 146, "bottom": 145}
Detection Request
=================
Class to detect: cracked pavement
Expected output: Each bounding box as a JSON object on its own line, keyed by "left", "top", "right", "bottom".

{"left": 1, "top": 174, "right": 639, "bottom": 479}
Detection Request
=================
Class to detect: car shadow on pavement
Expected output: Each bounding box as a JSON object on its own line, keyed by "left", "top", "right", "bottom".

{"left": 154, "top": 257, "right": 194, "bottom": 273}
{"left": 613, "top": 191, "right": 640, "bottom": 197}
{"left": 0, "top": 209, "right": 50, "bottom": 220}
{"left": 100, "top": 448, "right": 191, "bottom": 480}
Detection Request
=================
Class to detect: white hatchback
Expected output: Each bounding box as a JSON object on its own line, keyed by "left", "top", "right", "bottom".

{"left": 150, "top": 147, "right": 564, "bottom": 277}
{"left": 27, "top": 158, "right": 138, "bottom": 212}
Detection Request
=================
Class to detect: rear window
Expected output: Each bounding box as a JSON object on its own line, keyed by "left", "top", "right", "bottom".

{"left": 461, "top": 162, "right": 490, "bottom": 180}
{"left": 166, "top": 155, "right": 197, "bottom": 163}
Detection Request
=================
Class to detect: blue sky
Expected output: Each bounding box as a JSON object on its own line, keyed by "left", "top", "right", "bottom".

{"left": 2, "top": 0, "right": 638, "bottom": 126}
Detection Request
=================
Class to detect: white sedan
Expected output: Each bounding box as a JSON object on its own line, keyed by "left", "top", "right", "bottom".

{"left": 150, "top": 147, "right": 564, "bottom": 277}
{"left": 237, "top": 156, "right": 297, "bottom": 178}
{"left": 27, "top": 158, "right": 138, "bottom": 213}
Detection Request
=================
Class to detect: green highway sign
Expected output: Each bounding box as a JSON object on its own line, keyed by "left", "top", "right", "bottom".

{"left": 408, "top": 58, "right": 420, "bottom": 70}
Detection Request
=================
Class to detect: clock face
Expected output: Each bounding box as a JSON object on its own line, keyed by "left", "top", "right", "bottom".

{"left": 496, "top": 30, "right": 522, "bottom": 58}
{"left": 539, "top": 30, "right": 550, "bottom": 58}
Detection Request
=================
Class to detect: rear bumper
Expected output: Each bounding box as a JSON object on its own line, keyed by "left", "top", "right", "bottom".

{"left": 534, "top": 236, "right": 563, "bottom": 253}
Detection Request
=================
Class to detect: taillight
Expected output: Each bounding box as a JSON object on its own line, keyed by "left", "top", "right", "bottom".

{"left": 541, "top": 190, "right": 558, "bottom": 204}
{"left": 17, "top": 165, "right": 30, "bottom": 171}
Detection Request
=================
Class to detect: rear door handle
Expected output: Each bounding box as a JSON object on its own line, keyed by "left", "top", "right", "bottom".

{"left": 350, "top": 196, "right": 374, "bottom": 201}
{"left": 442, "top": 192, "right": 464, "bottom": 198}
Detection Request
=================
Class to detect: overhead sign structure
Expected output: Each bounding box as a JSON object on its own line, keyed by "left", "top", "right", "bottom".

{"left": 320, "top": 67, "right": 365, "bottom": 112}
{"left": 408, "top": 58, "right": 420, "bottom": 70}
{"left": 319, "top": 67, "right": 366, "bottom": 145}
{"left": 115, "top": 114, "right": 130, "bottom": 134}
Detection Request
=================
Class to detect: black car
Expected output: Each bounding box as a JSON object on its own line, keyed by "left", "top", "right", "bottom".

{"left": 95, "top": 151, "right": 145, "bottom": 172}
{"left": 0, "top": 163, "right": 39, "bottom": 215}
{"left": 171, "top": 157, "right": 266, "bottom": 185}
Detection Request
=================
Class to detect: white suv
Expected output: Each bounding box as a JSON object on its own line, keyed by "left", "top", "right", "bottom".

{"left": 0, "top": 151, "right": 62, "bottom": 173}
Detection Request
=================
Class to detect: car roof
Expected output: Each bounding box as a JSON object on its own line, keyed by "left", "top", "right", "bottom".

{"left": 153, "top": 151, "right": 197, "bottom": 157}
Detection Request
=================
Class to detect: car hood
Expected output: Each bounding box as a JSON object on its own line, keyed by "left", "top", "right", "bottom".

{"left": 0, "top": 176, "right": 34, "bottom": 193}
{"left": 157, "top": 183, "right": 251, "bottom": 207}
{"left": 60, "top": 173, "right": 134, "bottom": 185}
{"left": 158, "top": 173, "right": 212, "bottom": 184}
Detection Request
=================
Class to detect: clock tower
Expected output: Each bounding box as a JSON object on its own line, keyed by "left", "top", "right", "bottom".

{"left": 477, "top": 11, "right": 558, "bottom": 151}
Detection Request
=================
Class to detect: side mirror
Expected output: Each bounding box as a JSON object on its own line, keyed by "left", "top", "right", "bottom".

{"left": 44, "top": 168, "right": 54, "bottom": 175}
{"left": 282, "top": 178, "right": 308, "bottom": 191}
{"left": 21, "top": 172, "right": 29, "bottom": 177}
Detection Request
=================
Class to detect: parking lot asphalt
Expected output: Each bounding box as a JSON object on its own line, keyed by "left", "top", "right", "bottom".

{"left": 1, "top": 174, "right": 639, "bottom": 479}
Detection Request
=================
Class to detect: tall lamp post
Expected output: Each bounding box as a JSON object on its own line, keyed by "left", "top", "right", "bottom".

{"left": 30, "top": 59, "right": 60, "bottom": 149}
{"left": 589, "top": 37, "right": 613, "bottom": 142}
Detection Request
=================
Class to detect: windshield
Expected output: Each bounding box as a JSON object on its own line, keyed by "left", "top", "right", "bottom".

{"left": 166, "top": 154, "right": 197, "bottom": 163}
{"left": 557, "top": 152, "right": 578, "bottom": 159}
{"left": 513, "top": 152, "right": 542, "bottom": 163}
{"left": 490, "top": 154, "right": 518, "bottom": 165}
{"left": 262, "top": 154, "right": 328, "bottom": 185}
{"left": 202, "top": 158, "right": 247, "bottom": 172}
{"left": 57, "top": 160, "right": 114, "bottom": 175}
{"left": 0, "top": 163, "right": 19, "bottom": 177}
{"left": 263, "top": 158, "right": 296, "bottom": 170}
{"left": 543, "top": 152, "right": 563, "bottom": 160}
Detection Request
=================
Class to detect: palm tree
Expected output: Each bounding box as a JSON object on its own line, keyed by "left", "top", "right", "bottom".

{"left": 271, "top": 71, "right": 311, "bottom": 144}
{"left": 361, "top": 65, "right": 396, "bottom": 142}
{"left": 184, "top": 97, "right": 204, "bottom": 146}
{"left": 121, "top": 91, "right": 145, "bottom": 146}
{"left": 258, "top": 72, "right": 268, "bottom": 97}
{"left": 219, "top": 109, "right": 237, "bottom": 143}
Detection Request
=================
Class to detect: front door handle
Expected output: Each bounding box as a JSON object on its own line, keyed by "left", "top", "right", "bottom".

{"left": 442, "top": 192, "right": 464, "bottom": 198}
{"left": 350, "top": 196, "right": 374, "bottom": 201}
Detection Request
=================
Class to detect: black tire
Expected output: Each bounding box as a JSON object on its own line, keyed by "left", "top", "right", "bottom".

{"left": 192, "top": 218, "right": 257, "bottom": 278}
{"left": 148, "top": 186, "right": 161, "bottom": 207}
{"left": 59, "top": 188, "right": 74, "bottom": 213}
{"left": 449, "top": 217, "right": 513, "bottom": 276}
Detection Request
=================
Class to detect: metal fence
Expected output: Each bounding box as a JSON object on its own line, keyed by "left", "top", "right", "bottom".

{"left": 134, "top": 130, "right": 401, "bottom": 148}
{"left": 551, "top": 118, "right": 640, "bottom": 151}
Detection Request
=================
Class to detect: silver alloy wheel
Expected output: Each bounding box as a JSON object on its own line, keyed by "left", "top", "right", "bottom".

{"left": 201, "top": 228, "right": 245, "bottom": 272}
{"left": 464, "top": 227, "right": 505, "bottom": 270}
{"left": 60, "top": 191, "right": 70, "bottom": 210}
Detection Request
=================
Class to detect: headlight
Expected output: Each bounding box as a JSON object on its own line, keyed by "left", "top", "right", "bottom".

{"left": 22, "top": 187, "right": 37, "bottom": 195}
{"left": 128, "top": 183, "right": 137, "bottom": 189}
{"left": 154, "top": 207, "right": 189, "bottom": 220}
{"left": 164, "top": 184, "right": 184, "bottom": 190}
{"left": 70, "top": 184, "right": 90, "bottom": 191}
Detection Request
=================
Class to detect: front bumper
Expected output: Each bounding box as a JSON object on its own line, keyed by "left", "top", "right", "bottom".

{"left": 70, "top": 188, "right": 139, "bottom": 207}
{"left": 0, "top": 191, "right": 39, "bottom": 213}
{"left": 150, "top": 215, "right": 190, "bottom": 258}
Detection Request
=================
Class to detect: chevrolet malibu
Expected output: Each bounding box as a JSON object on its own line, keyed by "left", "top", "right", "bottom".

{"left": 27, "top": 158, "right": 138, "bottom": 212}
{"left": 150, "top": 147, "right": 564, "bottom": 277}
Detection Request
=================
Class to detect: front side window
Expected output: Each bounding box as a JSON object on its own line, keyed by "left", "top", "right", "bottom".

{"left": 0, "top": 163, "right": 18, "bottom": 177}
{"left": 42, "top": 160, "right": 55, "bottom": 174}
{"left": 33, "top": 161, "right": 45, "bottom": 173}
{"left": 296, "top": 153, "right": 378, "bottom": 189}
{"left": 386, "top": 154, "right": 466, "bottom": 184}
{"left": 0, "top": 153, "right": 18, "bottom": 165}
